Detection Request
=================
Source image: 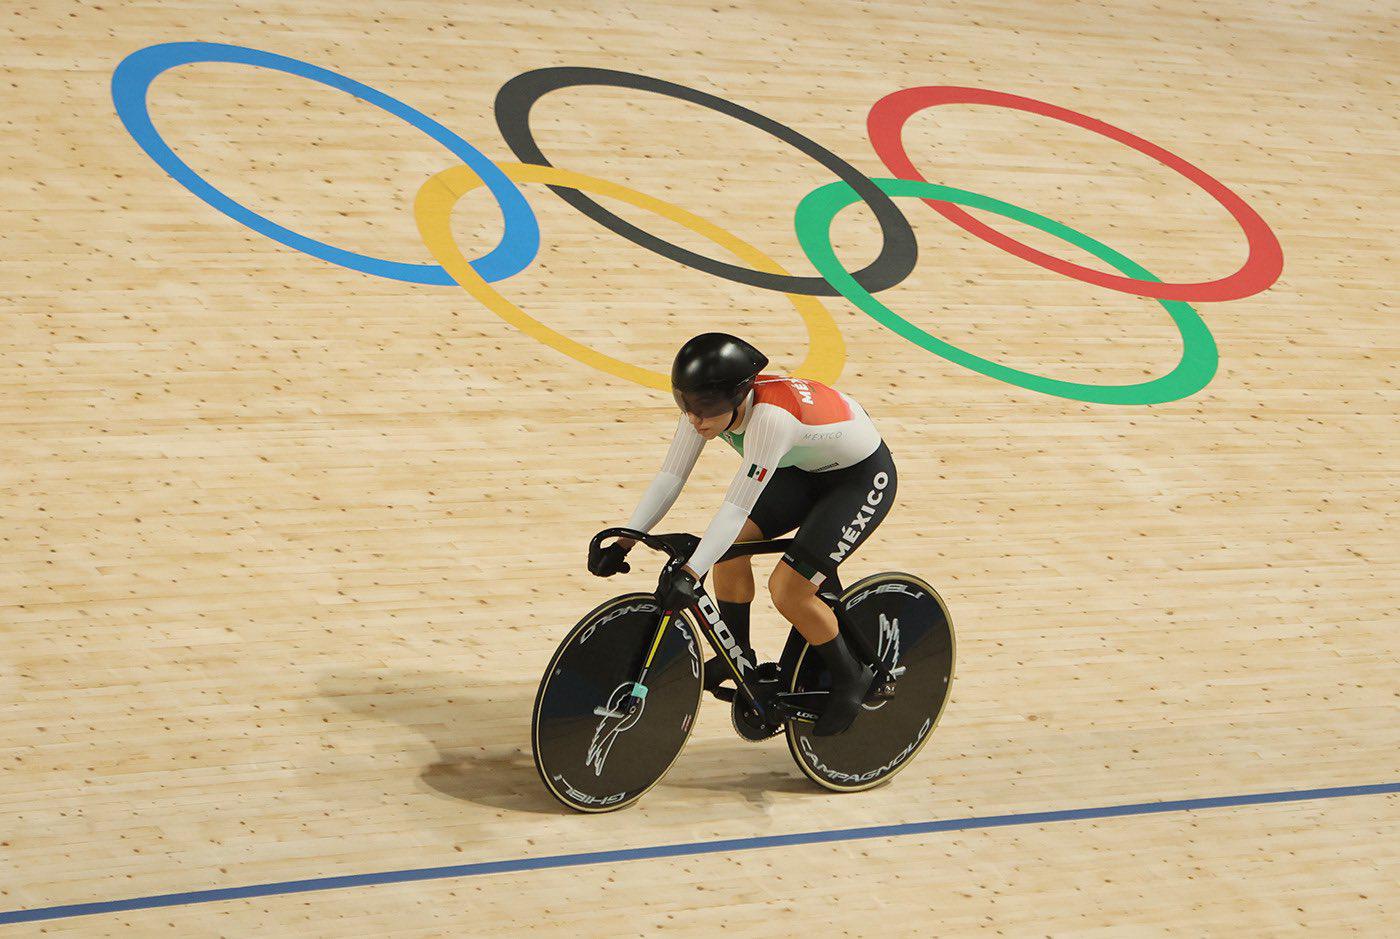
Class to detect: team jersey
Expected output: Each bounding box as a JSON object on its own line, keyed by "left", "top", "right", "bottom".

{"left": 623, "top": 374, "right": 883, "bottom": 577}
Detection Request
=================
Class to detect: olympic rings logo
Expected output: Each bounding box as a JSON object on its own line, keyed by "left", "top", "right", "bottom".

{"left": 112, "top": 41, "right": 1283, "bottom": 406}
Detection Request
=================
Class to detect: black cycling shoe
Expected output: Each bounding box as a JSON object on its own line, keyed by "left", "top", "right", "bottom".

{"left": 814, "top": 664, "right": 874, "bottom": 736}
{"left": 703, "top": 651, "right": 755, "bottom": 693}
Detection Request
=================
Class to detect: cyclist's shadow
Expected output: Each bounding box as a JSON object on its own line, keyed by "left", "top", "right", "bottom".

{"left": 316, "top": 670, "right": 561, "bottom": 814}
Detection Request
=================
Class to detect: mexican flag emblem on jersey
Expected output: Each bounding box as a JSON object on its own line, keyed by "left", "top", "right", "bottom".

{"left": 747, "top": 464, "right": 768, "bottom": 482}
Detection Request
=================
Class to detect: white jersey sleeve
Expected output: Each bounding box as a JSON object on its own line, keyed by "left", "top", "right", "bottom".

{"left": 624, "top": 413, "right": 706, "bottom": 534}
{"left": 685, "top": 404, "right": 801, "bottom": 578}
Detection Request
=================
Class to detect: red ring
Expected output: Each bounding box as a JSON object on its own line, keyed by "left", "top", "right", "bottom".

{"left": 867, "top": 86, "right": 1283, "bottom": 302}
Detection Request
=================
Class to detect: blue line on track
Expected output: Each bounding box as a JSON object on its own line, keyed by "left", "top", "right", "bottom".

{"left": 2, "top": 782, "right": 1395, "bottom": 925}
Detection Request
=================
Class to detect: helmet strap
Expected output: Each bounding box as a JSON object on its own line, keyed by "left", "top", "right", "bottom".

{"left": 724, "top": 391, "right": 751, "bottom": 431}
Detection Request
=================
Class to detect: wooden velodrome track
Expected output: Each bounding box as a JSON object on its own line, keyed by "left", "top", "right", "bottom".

{"left": 2, "top": 0, "right": 1396, "bottom": 933}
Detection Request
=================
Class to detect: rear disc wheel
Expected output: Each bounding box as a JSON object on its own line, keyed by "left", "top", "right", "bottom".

{"left": 785, "top": 573, "right": 955, "bottom": 792}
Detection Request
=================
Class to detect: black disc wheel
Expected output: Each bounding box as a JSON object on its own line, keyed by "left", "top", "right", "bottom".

{"left": 785, "top": 573, "right": 955, "bottom": 792}
{"left": 532, "top": 593, "right": 704, "bottom": 812}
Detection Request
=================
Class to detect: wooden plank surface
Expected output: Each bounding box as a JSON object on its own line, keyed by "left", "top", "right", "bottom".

{"left": 1, "top": 0, "right": 1395, "bottom": 933}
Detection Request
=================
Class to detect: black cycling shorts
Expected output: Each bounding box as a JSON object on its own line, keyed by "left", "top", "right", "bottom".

{"left": 746, "top": 441, "right": 897, "bottom": 587}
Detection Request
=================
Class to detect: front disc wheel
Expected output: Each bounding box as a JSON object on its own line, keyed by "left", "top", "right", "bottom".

{"left": 532, "top": 594, "right": 703, "bottom": 812}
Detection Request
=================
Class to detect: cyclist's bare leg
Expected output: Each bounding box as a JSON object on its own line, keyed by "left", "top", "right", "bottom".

{"left": 702, "top": 518, "right": 764, "bottom": 689}
{"left": 709, "top": 518, "right": 764, "bottom": 604}
{"left": 768, "top": 562, "right": 837, "bottom": 644}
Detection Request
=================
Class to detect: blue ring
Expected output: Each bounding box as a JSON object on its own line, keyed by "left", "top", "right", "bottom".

{"left": 111, "top": 42, "right": 539, "bottom": 285}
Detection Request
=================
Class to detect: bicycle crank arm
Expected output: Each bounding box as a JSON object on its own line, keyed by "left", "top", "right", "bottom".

{"left": 775, "top": 690, "right": 827, "bottom": 723}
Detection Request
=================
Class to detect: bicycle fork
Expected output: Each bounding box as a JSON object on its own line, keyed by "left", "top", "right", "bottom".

{"left": 600, "top": 608, "right": 680, "bottom": 720}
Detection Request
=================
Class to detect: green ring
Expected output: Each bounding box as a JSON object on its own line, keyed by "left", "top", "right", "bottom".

{"left": 794, "top": 178, "right": 1218, "bottom": 405}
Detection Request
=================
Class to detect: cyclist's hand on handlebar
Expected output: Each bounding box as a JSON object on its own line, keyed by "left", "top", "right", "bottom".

{"left": 587, "top": 535, "right": 632, "bottom": 577}
{"left": 658, "top": 566, "right": 702, "bottom": 612}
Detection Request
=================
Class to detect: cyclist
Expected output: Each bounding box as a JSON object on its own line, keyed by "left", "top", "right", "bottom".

{"left": 587, "top": 333, "right": 898, "bottom": 736}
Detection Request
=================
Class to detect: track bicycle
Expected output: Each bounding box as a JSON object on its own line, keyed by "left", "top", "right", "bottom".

{"left": 531, "top": 528, "right": 955, "bottom": 812}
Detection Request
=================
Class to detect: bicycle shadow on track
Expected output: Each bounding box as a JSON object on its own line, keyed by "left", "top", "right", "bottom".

{"left": 317, "top": 671, "right": 846, "bottom": 813}
{"left": 316, "top": 669, "right": 562, "bottom": 815}
{"left": 655, "top": 723, "right": 826, "bottom": 805}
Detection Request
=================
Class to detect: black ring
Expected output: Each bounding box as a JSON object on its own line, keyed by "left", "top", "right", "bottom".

{"left": 494, "top": 67, "right": 918, "bottom": 297}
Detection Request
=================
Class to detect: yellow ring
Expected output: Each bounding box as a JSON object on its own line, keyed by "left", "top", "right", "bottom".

{"left": 414, "top": 162, "right": 845, "bottom": 390}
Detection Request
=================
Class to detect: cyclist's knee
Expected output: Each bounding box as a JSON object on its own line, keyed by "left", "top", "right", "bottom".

{"left": 714, "top": 547, "right": 755, "bottom": 576}
{"left": 713, "top": 564, "right": 754, "bottom": 606}
{"left": 769, "top": 561, "right": 818, "bottom": 617}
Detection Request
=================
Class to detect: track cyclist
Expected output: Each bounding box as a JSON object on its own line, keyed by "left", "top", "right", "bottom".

{"left": 587, "top": 333, "right": 899, "bottom": 736}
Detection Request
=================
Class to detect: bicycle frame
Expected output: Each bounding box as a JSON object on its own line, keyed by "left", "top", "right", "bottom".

{"left": 588, "top": 527, "right": 891, "bottom": 728}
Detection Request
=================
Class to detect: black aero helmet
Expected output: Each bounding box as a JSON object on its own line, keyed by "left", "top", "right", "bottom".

{"left": 671, "top": 333, "right": 769, "bottom": 417}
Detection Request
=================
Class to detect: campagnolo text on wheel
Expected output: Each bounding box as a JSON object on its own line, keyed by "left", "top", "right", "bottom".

{"left": 532, "top": 334, "right": 956, "bottom": 812}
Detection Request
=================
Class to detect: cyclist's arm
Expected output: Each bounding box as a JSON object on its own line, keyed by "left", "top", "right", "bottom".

{"left": 684, "top": 405, "right": 800, "bottom": 578}
{"left": 621, "top": 413, "right": 706, "bottom": 542}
